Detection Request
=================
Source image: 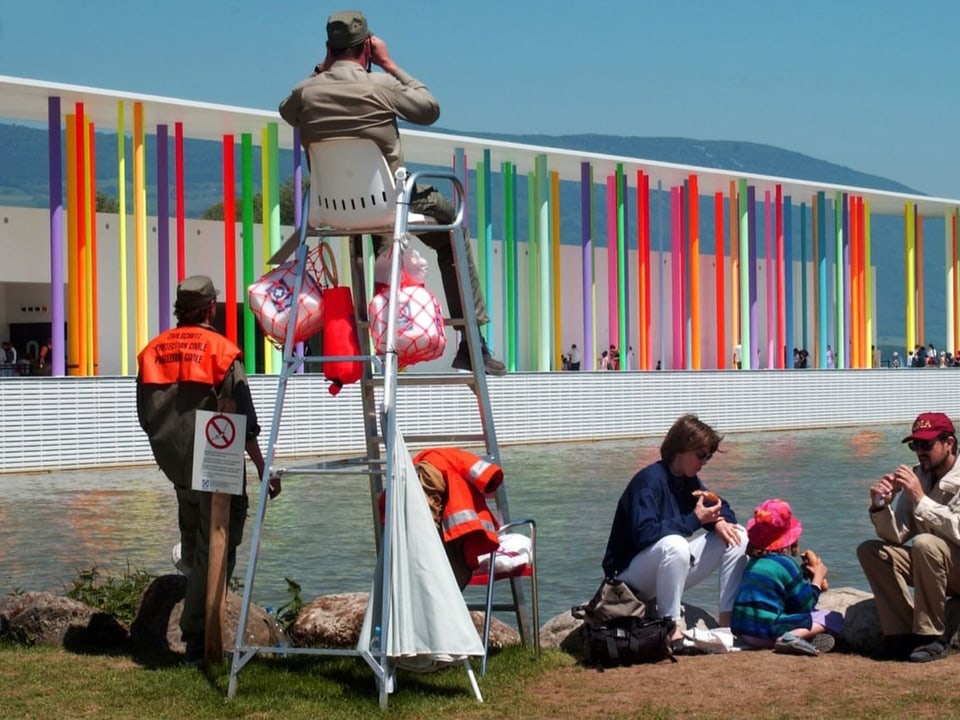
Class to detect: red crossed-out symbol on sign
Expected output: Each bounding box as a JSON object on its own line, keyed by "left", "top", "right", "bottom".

{"left": 205, "top": 414, "right": 236, "bottom": 450}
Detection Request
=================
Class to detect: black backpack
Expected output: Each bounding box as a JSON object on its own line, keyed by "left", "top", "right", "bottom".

{"left": 578, "top": 614, "right": 677, "bottom": 669}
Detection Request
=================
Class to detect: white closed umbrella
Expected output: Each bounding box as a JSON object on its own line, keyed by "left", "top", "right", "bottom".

{"left": 358, "top": 428, "right": 483, "bottom": 702}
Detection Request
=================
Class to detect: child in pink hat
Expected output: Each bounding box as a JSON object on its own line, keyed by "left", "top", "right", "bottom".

{"left": 731, "top": 499, "right": 843, "bottom": 655}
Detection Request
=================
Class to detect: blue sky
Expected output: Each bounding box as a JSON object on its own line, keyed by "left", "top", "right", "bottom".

{"left": 2, "top": 0, "right": 959, "bottom": 198}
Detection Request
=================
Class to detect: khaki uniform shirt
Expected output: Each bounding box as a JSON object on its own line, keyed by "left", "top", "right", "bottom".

{"left": 279, "top": 60, "right": 439, "bottom": 174}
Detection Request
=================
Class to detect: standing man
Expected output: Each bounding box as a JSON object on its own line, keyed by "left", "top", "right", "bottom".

{"left": 136, "top": 275, "right": 281, "bottom": 662}
{"left": 278, "top": 9, "right": 505, "bottom": 376}
{"left": 857, "top": 412, "right": 960, "bottom": 662}
{"left": 568, "top": 343, "right": 581, "bottom": 371}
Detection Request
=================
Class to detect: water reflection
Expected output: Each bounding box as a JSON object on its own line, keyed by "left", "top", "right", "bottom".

{"left": 0, "top": 425, "right": 914, "bottom": 621}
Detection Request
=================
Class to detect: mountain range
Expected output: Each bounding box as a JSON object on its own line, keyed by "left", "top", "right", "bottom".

{"left": 0, "top": 122, "right": 942, "bottom": 351}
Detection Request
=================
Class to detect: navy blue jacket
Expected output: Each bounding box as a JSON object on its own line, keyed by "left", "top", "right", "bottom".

{"left": 602, "top": 460, "right": 738, "bottom": 578}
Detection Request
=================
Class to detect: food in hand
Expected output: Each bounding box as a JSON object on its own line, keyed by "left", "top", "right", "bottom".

{"left": 692, "top": 489, "right": 720, "bottom": 505}
{"left": 801, "top": 549, "right": 829, "bottom": 590}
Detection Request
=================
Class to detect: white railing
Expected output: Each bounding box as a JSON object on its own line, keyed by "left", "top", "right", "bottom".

{"left": 0, "top": 369, "right": 952, "bottom": 473}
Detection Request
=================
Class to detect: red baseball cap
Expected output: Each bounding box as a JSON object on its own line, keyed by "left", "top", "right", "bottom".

{"left": 902, "top": 412, "right": 956, "bottom": 443}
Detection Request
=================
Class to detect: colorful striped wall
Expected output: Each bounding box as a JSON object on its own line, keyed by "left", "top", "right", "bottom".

{"left": 32, "top": 93, "right": 960, "bottom": 377}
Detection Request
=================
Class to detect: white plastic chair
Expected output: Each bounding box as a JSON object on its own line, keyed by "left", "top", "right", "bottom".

{"left": 307, "top": 138, "right": 435, "bottom": 232}
{"left": 467, "top": 518, "right": 539, "bottom": 675}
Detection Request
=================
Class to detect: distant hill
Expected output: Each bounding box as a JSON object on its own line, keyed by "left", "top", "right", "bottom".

{"left": 433, "top": 129, "right": 921, "bottom": 196}
{"left": 0, "top": 122, "right": 943, "bottom": 351}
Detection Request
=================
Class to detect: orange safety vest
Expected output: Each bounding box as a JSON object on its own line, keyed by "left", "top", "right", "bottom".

{"left": 413, "top": 447, "right": 503, "bottom": 567}
{"left": 138, "top": 325, "right": 240, "bottom": 387}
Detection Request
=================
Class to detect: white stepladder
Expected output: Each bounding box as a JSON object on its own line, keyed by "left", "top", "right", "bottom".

{"left": 225, "top": 138, "right": 532, "bottom": 708}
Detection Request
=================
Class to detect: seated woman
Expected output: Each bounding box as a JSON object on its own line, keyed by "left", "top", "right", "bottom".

{"left": 731, "top": 498, "right": 843, "bottom": 655}
{"left": 601, "top": 414, "right": 747, "bottom": 641}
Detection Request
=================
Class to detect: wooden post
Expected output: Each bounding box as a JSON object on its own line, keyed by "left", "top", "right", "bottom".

{"left": 204, "top": 491, "right": 230, "bottom": 666}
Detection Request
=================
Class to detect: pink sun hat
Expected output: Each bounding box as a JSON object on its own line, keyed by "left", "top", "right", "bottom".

{"left": 746, "top": 498, "right": 803, "bottom": 551}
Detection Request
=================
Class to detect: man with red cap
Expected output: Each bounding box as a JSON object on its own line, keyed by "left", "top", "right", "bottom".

{"left": 857, "top": 411, "right": 960, "bottom": 662}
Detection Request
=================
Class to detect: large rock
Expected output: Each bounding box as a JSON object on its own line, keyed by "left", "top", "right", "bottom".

{"left": 291, "top": 592, "right": 520, "bottom": 649}
{"left": 0, "top": 591, "right": 128, "bottom": 649}
{"left": 129, "top": 574, "right": 285, "bottom": 654}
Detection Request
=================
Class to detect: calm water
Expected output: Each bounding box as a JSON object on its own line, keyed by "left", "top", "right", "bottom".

{"left": 0, "top": 425, "right": 910, "bottom": 621}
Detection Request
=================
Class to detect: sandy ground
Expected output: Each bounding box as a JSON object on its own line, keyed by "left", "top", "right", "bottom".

{"left": 520, "top": 649, "right": 960, "bottom": 719}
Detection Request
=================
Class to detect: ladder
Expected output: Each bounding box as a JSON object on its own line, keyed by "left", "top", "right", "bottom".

{"left": 226, "top": 139, "right": 531, "bottom": 705}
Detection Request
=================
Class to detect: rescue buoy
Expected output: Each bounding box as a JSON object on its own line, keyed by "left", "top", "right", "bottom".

{"left": 322, "top": 284, "right": 362, "bottom": 396}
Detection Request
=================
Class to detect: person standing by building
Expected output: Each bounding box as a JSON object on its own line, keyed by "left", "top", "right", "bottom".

{"left": 857, "top": 412, "right": 960, "bottom": 662}
{"left": 136, "top": 275, "right": 281, "bottom": 662}
{"left": 278, "top": 9, "right": 504, "bottom": 376}
{"left": 568, "top": 343, "right": 581, "bottom": 371}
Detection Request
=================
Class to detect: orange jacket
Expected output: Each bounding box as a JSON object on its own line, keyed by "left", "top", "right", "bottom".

{"left": 138, "top": 325, "right": 239, "bottom": 386}
{"left": 413, "top": 447, "right": 503, "bottom": 568}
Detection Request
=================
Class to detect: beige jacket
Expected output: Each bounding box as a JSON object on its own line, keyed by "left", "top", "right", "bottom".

{"left": 279, "top": 60, "right": 439, "bottom": 174}
{"left": 871, "top": 457, "right": 960, "bottom": 546}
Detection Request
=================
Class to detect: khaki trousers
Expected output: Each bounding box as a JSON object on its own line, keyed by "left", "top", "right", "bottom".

{"left": 857, "top": 534, "right": 960, "bottom": 636}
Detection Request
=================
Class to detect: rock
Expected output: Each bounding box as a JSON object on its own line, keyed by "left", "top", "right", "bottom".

{"left": 540, "top": 611, "right": 581, "bottom": 652}
{"left": 129, "top": 574, "right": 284, "bottom": 654}
{"left": 468, "top": 611, "right": 521, "bottom": 648}
{"left": 291, "top": 592, "right": 369, "bottom": 648}
{"left": 0, "top": 591, "right": 128, "bottom": 649}
{"left": 817, "top": 587, "right": 879, "bottom": 654}
{"left": 291, "top": 592, "right": 520, "bottom": 649}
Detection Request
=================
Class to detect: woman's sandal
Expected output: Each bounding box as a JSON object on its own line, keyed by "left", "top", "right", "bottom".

{"left": 773, "top": 632, "right": 820, "bottom": 656}
{"left": 909, "top": 639, "right": 949, "bottom": 663}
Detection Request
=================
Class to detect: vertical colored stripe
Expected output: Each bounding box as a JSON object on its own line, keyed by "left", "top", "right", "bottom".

{"left": 241, "top": 134, "right": 256, "bottom": 373}
{"left": 817, "top": 192, "right": 828, "bottom": 367}
{"left": 864, "top": 200, "right": 873, "bottom": 362}
{"left": 729, "top": 181, "right": 739, "bottom": 367}
{"left": 87, "top": 121, "right": 98, "bottom": 376}
{"left": 267, "top": 123, "right": 282, "bottom": 373}
{"left": 502, "top": 162, "right": 516, "bottom": 369}
{"left": 616, "top": 164, "right": 628, "bottom": 368}
{"left": 157, "top": 124, "right": 170, "bottom": 333}
{"left": 639, "top": 171, "right": 651, "bottom": 370}
{"left": 671, "top": 186, "right": 683, "bottom": 368}
{"left": 747, "top": 185, "right": 758, "bottom": 369}
{"left": 510, "top": 164, "right": 519, "bottom": 367}
{"left": 688, "top": 174, "right": 700, "bottom": 369}
{"left": 48, "top": 97, "right": 65, "bottom": 377}
{"left": 223, "top": 135, "right": 237, "bottom": 344}
{"left": 738, "top": 179, "right": 750, "bottom": 370}
{"left": 606, "top": 174, "right": 618, "bottom": 360}
{"left": 714, "top": 192, "right": 725, "bottom": 370}
{"left": 784, "top": 197, "right": 794, "bottom": 367}
{"left": 527, "top": 171, "right": 539, "bottom": 369}
{"left": 65, "top": 114, "right": 79, "bottom": 375}
{"left": 551, "top": 170, "right": 562, "bottom": 368}
{"left": 905, "top": 203, "right": 916, "bottom": 352}
{"left": 81, "top": 118, "right": 93, "bottom": 375}
{"left": 800, "top": 202, "right": 808, "bottom": 354}
{"left": 133, "top": 102, "right": 147, "bottom": 353}
{"left": 916, "top": 208, "right": 924, "bottom": 348}
{"left": 837, "top": 193, "right": 847, "bottom": 369}
{"left": 481, "top": 149, "right": 494, "bottom": 350}
{"left": 175, "top": 122, "right": 186, "bottom": 281}
{"left": 580, "top": 162, "right": 594, "bottom": 369}
{"left": 117, "top": 102, "right": 129, "bottom": 375}
{"left": 75, "top": 105, "right": 87, "bottom": 375}
{"left": 775, "top": 185, "right": 785, "bottom": 369}
{"left": 764, "top": 190, "right": 773, "bottom": 368}
{"left": 536, "top": 155, "right": 551, "bottom": 371}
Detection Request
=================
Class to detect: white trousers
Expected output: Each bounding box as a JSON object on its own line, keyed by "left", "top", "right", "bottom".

{"left": 616, "top": 528, "right": 747, "bottom": 622}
